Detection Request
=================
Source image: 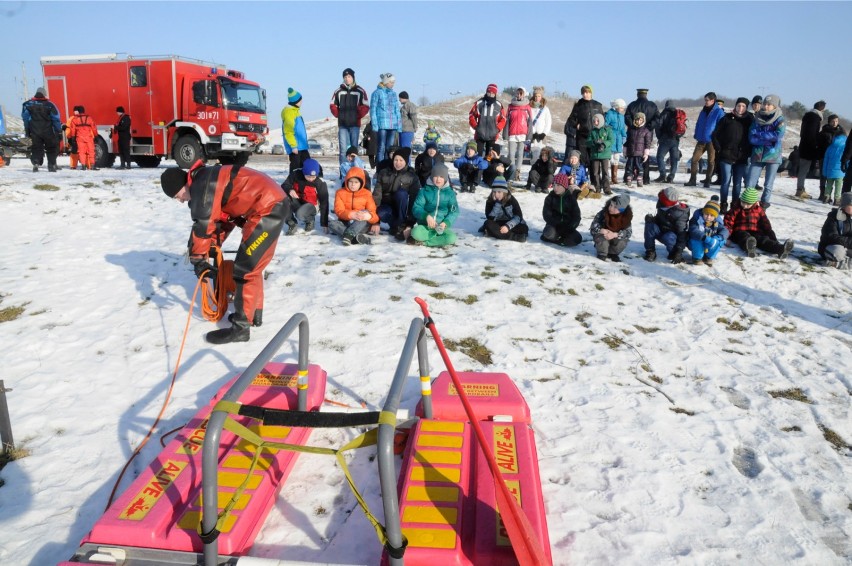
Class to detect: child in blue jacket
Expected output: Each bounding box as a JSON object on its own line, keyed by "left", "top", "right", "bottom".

{"left": 453, "top": 141, "right": 489, "bottom": 192}
{"left": 557, "top": 150, "right": 593, "bottom": 199}
{"left": 822, "top": 134, "right": 848, "bottom": 205}
{"left": 688, "top": 197, "right": 729, "bottom": 266}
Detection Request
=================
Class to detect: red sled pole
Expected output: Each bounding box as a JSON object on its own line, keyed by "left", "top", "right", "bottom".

{"left": 414, "top": 297, "right": 551, "bottom": 566}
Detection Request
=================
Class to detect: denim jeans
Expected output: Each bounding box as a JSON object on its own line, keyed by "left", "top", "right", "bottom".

{"left": 718, "top": 161, "right": 747, "bottom": 206}
{"left": 337, "top": 126, "right": 361, "bottom": 167}
{"left": 746, "top": 162, "right": 779, "bottom": 205}
{"left": 644, "top": 221, "right": 678, "bottom": 254}
{"left": 507, "top": 138, "right": 525, "bottom": 177}
{"left": 376, "top": 129, "right": 398, "bottom": 164}
{"left": 656, "top": 138, "right": 679, "bottom": 178}
{"left": 328, "top": 218, "right": 369, "bottom": 239}
{"left": 376, "top": 189, "right": 410, "bottom": 232}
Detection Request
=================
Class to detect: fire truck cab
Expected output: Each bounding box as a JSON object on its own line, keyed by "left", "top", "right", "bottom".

{"left": 41, "top": 54, "right": 268, "bottom": 169}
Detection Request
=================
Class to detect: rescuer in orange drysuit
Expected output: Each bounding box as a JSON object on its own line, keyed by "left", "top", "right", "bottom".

{"left": 160, "top": 160, "right": 288, "bottom": 344}
{"left": 69, "top": 105, "right": 98, "bottom": 170}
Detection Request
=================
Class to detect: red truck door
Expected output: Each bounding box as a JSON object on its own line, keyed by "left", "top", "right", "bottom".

{"left": 127, "top": 62, "right": 153, "bottom": 142}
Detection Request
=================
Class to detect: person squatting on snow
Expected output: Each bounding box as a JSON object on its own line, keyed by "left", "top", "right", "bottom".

{"left": 22, "top": 87, "right": 62, "bottom": 172}
{"left": 817, "top": 192, "right": 852, "bottom": 269}
{"left": 330, "top": 166, "right": 379, "bottom": 246}
{"left": 478, "top": 177, "right": 529, "bottom": 242}
{"left": 410, "top": 162, "right": 459, "bottom": 247}
{"left": 482, "top": 149, "right": 514, "bottom": 189}
{"left": 586, "top": 113, "right": 614, "bottom": 195}
{"left": 468, "top": 83, "right": 506, "bottom": 157}
{"left": 161, "top": 162, "right": 287, "bottom": 344}
{"left": 281, "top": 158, "right": 329, "bottom": 235}
{"left": 372, "top": 147, "right": 421, "bottom": 240}
{"left": 526, "top": 145, "right": 558, "bottom": 193}
{"left": 623, "top": 112, "right": 652, "bottom": 188}
{"left": 453, "top": 141, "right": 489, "bottom": 192}
{"left": 644, "top": 187, "right": 690, "bottom": 263}
{"left": 541, "top": 173, "right": 583, "bottom": 247}
{"left": 687, "top": 197, "right": 729, "bottom": 266}
{"left": 590, "top": 193, "right": 633, "bottom": 262}
{"left": 557, "top": 150, "right": 593, "bottom": 199}
{"left": 723, "top": 187, "right": 794, "bottom": 260}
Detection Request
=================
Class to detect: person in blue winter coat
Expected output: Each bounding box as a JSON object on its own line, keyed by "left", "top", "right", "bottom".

{"left": 685, "top": 91, "right": 725, "bottom": 187}
{"left": 822, "top": 133, "right": 848, "bottom": 205}
{"left": 644, "top": 186, "right": 690, "bottom": 263}
{"left": 688, "top": 197, "right": 728, "bottom": 266}
{"left": 605, "top": 99, "right": 628, "bottom": 186}
{"left": 453, "top": 141, "right": 489, "bottom": 192}
{"left": 370, "top": 73, "right": 402, "bottom": 167}
{"left": 557, "top": 150, "right": 593, "bottom": 198}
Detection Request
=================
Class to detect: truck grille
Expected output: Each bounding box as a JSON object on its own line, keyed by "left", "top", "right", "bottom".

{"left": 231, "top": 122, "right": 266, "bottom": 134}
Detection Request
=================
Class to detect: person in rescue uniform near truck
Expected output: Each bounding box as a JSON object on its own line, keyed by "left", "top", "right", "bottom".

{"left": 160, "top": 161, "right": 288, "bottom": 344}
{"left": 70, "top": 105, "right": 98, "bottom": 170}
{"left": 114, "top": 106, "right": 132, "bottom": 169}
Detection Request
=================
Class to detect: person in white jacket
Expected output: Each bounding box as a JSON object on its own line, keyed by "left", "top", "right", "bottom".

{"left": 528, "top": 86, "right": 552, "bottom": 165}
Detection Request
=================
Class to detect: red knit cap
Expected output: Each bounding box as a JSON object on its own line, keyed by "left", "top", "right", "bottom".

{"left": 658, "top": 187, "right": 679, "bottom": 208}
{"left": 486, "top": 83, "right": 498, "bottom": 95}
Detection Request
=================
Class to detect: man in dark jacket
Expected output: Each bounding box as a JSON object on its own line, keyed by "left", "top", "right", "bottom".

{"left": 373, "top": 147, "right": 421, "bottom": 238}
{"left": 565, "top": 85, "right": 604, "bottom": 167}
{"left": 644, "top": 187, "right": 689, "bottom": 263}
{"left": 625, "top": 88, "right": 659, "bottom": 185}
{"left": 21, "top": 87, "right": 62, "bottom": 172}
{"left": 114, "top": 106, "right": 132, "bottom": 169}
{"left": 796, "top": 100, "right": 825, "bottom": 198}
{"left": 842, "top": 133, "right": 852, "bottom": 194}
{"left": 654, "top": 101, "right": 681, "bottom": 183}
{"left": 712, "top": 97, "right": 754, "bottom": 213}
{"left": 330, "top": 68, "right": 369, "bottom": 170}
{"left": 161, "top": 162, "right": 287, "bottom": 344}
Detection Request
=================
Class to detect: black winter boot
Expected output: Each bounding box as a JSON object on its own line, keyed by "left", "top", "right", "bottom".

{"left": 207, "top": 316, "right": 250, "bottom": 344}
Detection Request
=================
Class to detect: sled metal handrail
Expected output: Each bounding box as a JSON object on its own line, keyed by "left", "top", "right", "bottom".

{"left": 202, "top": 313, "right": 310, "bottom": 566}
{"left": 377, "top": 317, "right": 431, "bottom": 565}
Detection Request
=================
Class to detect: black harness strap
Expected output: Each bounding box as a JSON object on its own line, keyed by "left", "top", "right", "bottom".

{"left": 237, "top": 405, "right": 381, "bottom": 428}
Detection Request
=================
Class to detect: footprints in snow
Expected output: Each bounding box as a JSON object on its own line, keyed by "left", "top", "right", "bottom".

{"left": 720, "top": 386, "right": 751, "bottom": 410}
{"left": 732, "top": 446, "right": 763, "bottom": 478}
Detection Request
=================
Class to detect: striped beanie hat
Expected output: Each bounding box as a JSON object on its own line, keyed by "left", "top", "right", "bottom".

{"left": 703, "top": 198, "right": 721, "bottom": 218}
{"left": 288, "top": 88, "right": 302, "bottom": 104}
{"left": 740, "top": 187, "right": 760, "bottom": 204}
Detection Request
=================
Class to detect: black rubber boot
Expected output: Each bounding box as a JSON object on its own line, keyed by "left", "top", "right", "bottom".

{"left": 207, "top": 315, "right": 250, "bottom": 344}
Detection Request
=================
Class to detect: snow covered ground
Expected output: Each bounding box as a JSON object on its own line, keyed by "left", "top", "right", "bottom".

{"left": 0, "top": 150, "right": 850, "bottom": 565}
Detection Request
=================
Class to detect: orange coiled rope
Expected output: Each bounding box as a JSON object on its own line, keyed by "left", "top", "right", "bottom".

{"left": 200, "top": 246, "right": 235, "bottom": 322}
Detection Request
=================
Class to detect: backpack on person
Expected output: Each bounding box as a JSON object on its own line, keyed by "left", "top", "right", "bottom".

{"left": 674, "top": 109, "right": 688, "bottom": 137}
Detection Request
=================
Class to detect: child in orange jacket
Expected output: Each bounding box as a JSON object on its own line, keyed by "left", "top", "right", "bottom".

{"left": 329, "top": 167, "right": 379, "bottom": 245}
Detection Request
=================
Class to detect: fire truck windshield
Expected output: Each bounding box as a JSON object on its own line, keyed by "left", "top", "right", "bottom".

{"left": 219, "top": 77, "right": 266, "bottom": 113}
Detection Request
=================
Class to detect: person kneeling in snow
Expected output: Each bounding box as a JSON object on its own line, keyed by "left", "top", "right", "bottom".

{"left": 590, "top": 193, "right": 632, "bottom": 261}
{"left": 410, "top": 163, "right": 459, "bottom": 247}
{"left": 688, "top": 197, "right": 728, "bottom": 266}
{"left": 281, "top": 158, "right": 329, "bottom": 235}
{"left": 817, "top": 192, "right": 852, "bottom": 268}
{"left": 329, "top": 167, "right": 379, "bottom": 246}
{"left": 723, "top": 187, "right": 794, "bottom": 259}
{"left": 644, "top": 187, "right": 689, "bottom": 263}
{"left": 161, "top": 161, "right": 287, "bottom": 344}
{"left": 479, "top": 177, "right": 528, "bottom": 242}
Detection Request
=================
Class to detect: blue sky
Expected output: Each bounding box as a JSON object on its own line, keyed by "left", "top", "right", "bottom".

{"left": 2, "top": 1, "right": 850, "bottom": 125}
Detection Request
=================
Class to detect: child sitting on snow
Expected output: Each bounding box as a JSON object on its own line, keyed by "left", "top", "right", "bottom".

{"left": 410, "top": 163, "right": 459, "bottom": 247}
{"left": 329, "top": 167, "right": 379, "bottom": 245}
{"left": 541, "top": 173, "right": 583, "bottom": 246}
{"left": 688, "top": 196, "right": 728, "bottom": 266}
{"left": 644, "top": 187, "right": 690, "bottom": 263}
{"left": 557, "top": 150, "right": 593, "bottom": 199}
{"left": 723, "top": 187, "right": 794, "bottom": 259}
{"left": 590, "top": 193, "right": 632, "bottom": 262}
{"left": 526, "top": 145, "right": 558, "bottom": 193}
{"left": 478, "top": 177, "right": 528, "bottom": 242}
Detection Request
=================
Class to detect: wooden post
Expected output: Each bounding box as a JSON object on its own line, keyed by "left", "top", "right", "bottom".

{"left": 0, "top": 380, "right": 13, "bottom": 452}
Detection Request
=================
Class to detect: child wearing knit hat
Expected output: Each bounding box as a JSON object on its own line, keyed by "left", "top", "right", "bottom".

{"left": 723, "top": 187, "right": 794, "bottom": 259}
{"left": 590, "top": 193, "right": 633, "bottom": 261}
{"left": 282, "top": 87, "right": 309, "bottom": 171}
{"left": 643, "top": 187, "right": 690, "bottom": 263}
{"left": 818, "top": 192, "right": 852, "bottom": 268}
{"left": 541, "top": 173, "right": 583, "bottom": 246}
{"left": 478, "top": 178, "right": 529, "bottom": 242}
{"left": 687, "top": 196, "right": 729, "bottom": 266}
{"left": 453, "top": 141, "right": 489, "bottom": 192}
{"left": 557, "top": 150, "right": 594, "bottom": 199}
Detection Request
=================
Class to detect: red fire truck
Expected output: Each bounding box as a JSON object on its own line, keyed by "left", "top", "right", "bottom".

{"left": 41, "top": 54, "right": 268, "bottom": 168}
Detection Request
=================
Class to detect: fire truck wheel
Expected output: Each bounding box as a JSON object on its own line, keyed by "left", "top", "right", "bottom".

{"left": 175, "top": 135, "right": 205, "bottom": 169}
{"left": 94, "top": 137, "right": 116, "bottom": 169}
